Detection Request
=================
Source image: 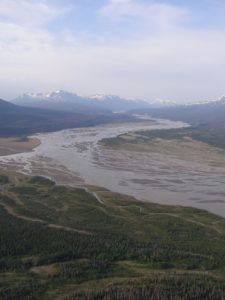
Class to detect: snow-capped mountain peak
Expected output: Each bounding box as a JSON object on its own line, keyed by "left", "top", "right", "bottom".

{"left": 20, "top": 90, "right": 79, "bottom": 103}
{"left": 90, "top": 94, "right": 110, "bottom": 101}
{"left": 12, "top": 90, "right": 178, "bottom": 113}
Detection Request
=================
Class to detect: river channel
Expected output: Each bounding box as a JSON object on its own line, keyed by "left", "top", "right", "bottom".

{"left": 0, "top": 119, "right": 225, "bottom": 218}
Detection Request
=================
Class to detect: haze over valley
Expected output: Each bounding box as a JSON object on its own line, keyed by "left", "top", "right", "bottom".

{"left": 1, "top": 92, "right": 225, "bottom": 215}
{"left": 1, "top": 0, "right": 225, "bottom": 299}
{"left": 1, "top": 84, "right": 225, "bottom": 299}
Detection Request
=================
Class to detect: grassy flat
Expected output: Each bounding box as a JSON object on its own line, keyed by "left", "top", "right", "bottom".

{"left": 0, "top": 137, "right": 40, "bottom": 156}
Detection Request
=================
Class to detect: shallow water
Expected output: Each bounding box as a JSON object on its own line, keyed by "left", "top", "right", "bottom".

{"left": 0, "top": 119, "right": 225, "bottom": 218}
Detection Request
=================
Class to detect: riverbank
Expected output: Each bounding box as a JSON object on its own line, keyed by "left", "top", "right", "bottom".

{"left": 0, "top": 137, "right": 41, "bottom": 156}
{"left": 1, "top": 120, "right": 224, "bottom": 218}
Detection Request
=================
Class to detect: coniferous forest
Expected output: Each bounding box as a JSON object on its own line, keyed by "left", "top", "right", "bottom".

{"left": 0, "top": 175, "right": 225, "bottom": 299}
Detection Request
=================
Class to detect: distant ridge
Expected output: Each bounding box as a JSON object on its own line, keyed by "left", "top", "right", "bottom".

{"left": 0, "top": 98, "right": 18, "bottom": 110}
{"left": 12, "top": 90, "right": 176, "bottom": 113}
{"left": 0, "top": 98, "right": 131, "bottom": 137}
{"left": 133, "top": 95, "right": 225, "bottom": 125}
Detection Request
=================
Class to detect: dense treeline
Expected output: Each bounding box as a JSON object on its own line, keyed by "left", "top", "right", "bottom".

{"left": 0, "top": 175, "right": 225, "bottom": 299}
{"left": 67, "top": 276, "right": 225, "bottom": 300}
{"left": 0, "top": 206, "right": 139, "bottom": 271}
{"left": 0, "top": 279, "right": 43, "bottom": 300}
{"left": 0, "top": 175, "right": 9, "bottom": 184}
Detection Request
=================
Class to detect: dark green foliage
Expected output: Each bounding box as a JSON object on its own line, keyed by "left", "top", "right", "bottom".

{"left": 0, "top": 175, "right": 9, "bottom": 184}
{"left": 29, "top": 176, "right": 55, "bottom": 186}
{"left": 0, "top": 277, "right": 43, "bottom": 300}
{"left": 1, "top": 176, "right": 225, "bottom": 299}
{"left": 67, "top": 276, "right": 225, "bottom": 300}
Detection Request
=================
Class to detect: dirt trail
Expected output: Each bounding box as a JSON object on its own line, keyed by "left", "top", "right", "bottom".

{"left": 48, "top": 224, "right": 91, "bottom": 235}
{"left": 2, "top": 189, "right": 24, "bottom": 205}
{"left": 143, "top": 212, "right": 223, "bottom": 234}
{"left": 0, "top": 202, "right": 45, "bottom": 223}
{"left": 82, "top": 186, "right": 105, "bottom": 205}
{"left": 0, "top": 201, "right": 92, "bottom": 235}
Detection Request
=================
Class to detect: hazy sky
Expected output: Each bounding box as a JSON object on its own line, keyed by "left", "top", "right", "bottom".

{"left": 1, "top": 0, "right": 225, "bottom": 102}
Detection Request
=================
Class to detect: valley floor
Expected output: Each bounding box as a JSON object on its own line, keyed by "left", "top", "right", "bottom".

{"left": 1, "top": 122, "right": 225, "bottom": 299}
{"left": 2, "top": 120, "right": 225, "bottom": 218}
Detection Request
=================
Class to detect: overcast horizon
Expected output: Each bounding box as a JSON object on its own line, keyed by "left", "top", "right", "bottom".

{"left": 1, "top": 0, "right": 225, "bottom": 103}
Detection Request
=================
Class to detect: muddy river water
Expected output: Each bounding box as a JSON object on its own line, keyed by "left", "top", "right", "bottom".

{"left": 1, "top": 119, "right": 225, "bottom": 218}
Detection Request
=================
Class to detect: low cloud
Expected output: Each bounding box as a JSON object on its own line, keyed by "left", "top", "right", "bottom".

{"left": 0, "top": 0, "right": 225, "bottom": 102}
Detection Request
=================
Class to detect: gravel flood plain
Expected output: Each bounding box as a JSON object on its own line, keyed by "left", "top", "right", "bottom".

{"left": 0, "top": 119, "right": 225, "bottom": 217}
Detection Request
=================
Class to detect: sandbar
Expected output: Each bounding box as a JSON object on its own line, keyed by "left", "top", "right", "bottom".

{"left": 0, "top": 137, "right": 41, "bottom": 156}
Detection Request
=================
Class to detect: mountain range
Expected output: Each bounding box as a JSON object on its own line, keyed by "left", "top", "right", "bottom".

{"left": 0, "top": 99, "right": 132, "bottom": 137}
{"left": 12, "top": 90, "right": 176, "bottom": 113}
{"left": 135, "top": 96, "right": 225, "bottom": 125}
{"left": 2, "top": 91, "right": 225, "bottom": 138}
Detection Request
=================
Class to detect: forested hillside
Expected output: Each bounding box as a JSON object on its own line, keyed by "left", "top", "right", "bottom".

{"left": 0, "top": 174, "right": 225, "bottom": 299}
{"left": 0, "top": 99, "right": 134, "bottom": 137}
